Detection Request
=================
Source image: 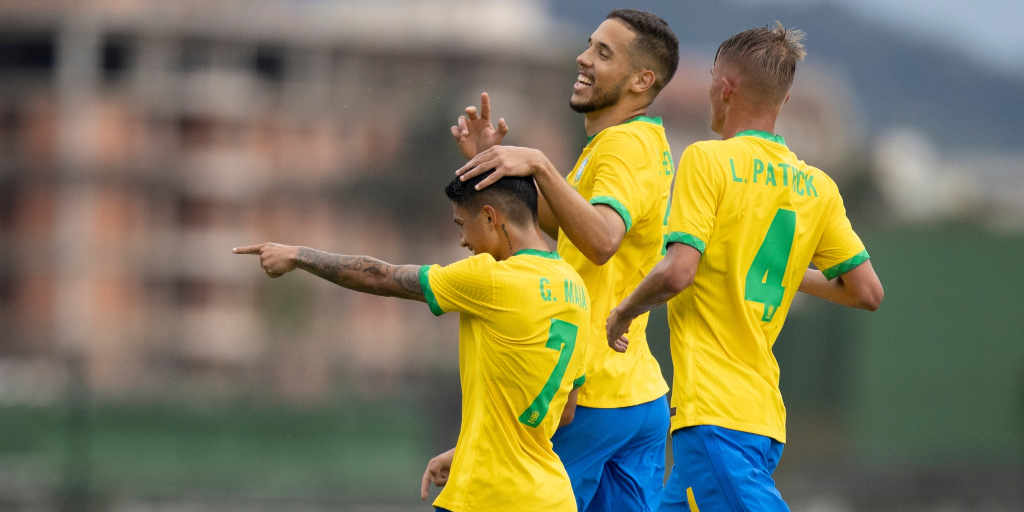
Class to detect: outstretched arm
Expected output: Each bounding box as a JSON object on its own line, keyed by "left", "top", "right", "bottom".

{"left": 457, "top": 146, "right": 626, "bottom": 265}
{"left": 233, "top": 243, "right": 424, "bottom": 302}
{"left": 798, "top": 260, "right": 883, "bottom": 311}
{"left": 606, "top": 243, "right": 701, "bottom": 352}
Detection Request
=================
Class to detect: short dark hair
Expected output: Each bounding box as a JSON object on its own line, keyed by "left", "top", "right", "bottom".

{"left": 606, "top": 9, "right": 679, "bottom": 97}
{"left": 716, "top": 22, "right": 806, "bottom": 104}
{"left": 444, "top": 171, "right": 538, "bottom": 227}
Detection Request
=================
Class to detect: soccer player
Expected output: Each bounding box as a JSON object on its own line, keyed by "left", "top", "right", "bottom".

{"left": 234, "top": 172, "right": 589, "bottom": 512}
{"left": 605, "top": 24, "right": 884, "bottom": 511}
{"left": 447, "top": 9, "right": 679, "bottom": 512}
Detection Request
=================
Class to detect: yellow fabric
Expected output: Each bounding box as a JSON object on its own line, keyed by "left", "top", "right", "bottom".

{"left": 666, "top": 134, "right": 867, "bottom": 442}
{"left": 558, "top": 117, "right": 672, "bottom": 408}
{"left": 424, "top": 251, "right": 589, "bottom": 512}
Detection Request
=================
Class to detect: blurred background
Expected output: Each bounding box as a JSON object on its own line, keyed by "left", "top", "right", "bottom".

{"left": 0, "top": 0, "right": 1021, "bottom": 511}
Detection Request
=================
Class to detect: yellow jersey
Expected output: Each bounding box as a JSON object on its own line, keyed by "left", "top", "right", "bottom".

{"left": 559, "top": 116, "right": 672, "bottom": 408}
{"left": 420, "top": 249, "right": 589, "bottom": 512}
{"left": 665, "top": 130, "right": 869, "bottom": 442}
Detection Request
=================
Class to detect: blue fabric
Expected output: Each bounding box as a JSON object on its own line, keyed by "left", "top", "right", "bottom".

{"left": 552, "top": 395, "right": 670, "bottom": 512}
{"left": 435, "top": 508, "right": 453, "bottom": 512}
{"left": 659, "top": 425, "right": 790, "bottom": 512}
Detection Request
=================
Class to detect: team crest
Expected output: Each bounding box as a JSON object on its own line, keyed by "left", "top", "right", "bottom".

{"left": 574, "top": 157, "right": 589, "bottom": 182}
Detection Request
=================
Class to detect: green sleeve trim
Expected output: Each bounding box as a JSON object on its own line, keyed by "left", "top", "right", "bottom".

{"left": 590, "top": 196, "right": 633, "bottom": 232}
{"left": 419, "top": 265, "right": 444, "bottom": 316}
{"left": 665, "top": 232, "right": 706, "bottom": 254}
{"left": 572, "top": 374, "right": 586, "bottom": 389}
{"left": 821, "top": 250, "right": 870, "bottom": 280}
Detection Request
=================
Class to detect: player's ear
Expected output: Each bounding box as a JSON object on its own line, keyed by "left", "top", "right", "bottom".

{"left": 783, "top": 92, "right": 791, "bottom": 106}
{"left": 482, "top": 205, "right": 497, "bottom": 227}
{"left": 720, "top": 76, "right": 733, "bottom": 101}
{"left": 631, "top": 69, "right": 656, "bottom": 94}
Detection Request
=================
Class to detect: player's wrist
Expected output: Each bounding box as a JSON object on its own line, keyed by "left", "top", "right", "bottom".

{"left": 532, "top": 155, "right": 559, "bottom": 184}
{"left": 289, "top": 246, "right": 306, "bottom": 267}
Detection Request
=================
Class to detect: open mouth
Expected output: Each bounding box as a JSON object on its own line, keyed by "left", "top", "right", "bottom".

{"left": 574, "top": 73, "right": 594, "bottom": 91}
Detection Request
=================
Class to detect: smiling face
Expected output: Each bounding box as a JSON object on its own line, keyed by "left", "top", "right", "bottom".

{"left": 452, "top": 203, "right": 500, "bottom": 257}
{"left": 571, "top": 19, "right": 637, "bottom": 114}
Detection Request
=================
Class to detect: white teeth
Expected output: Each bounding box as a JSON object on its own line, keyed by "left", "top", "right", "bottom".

{"left": 577, "top": 74, "right": 593, "bottom": 86}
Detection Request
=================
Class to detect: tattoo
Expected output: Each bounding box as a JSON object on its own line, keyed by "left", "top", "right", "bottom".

{"left": 295, "top": 247, "right": 423, "bottom": 298}
{"left": 500, "top": 223, "right": 513, "bottom": 252}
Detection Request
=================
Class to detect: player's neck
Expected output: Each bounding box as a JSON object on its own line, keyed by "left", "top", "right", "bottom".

{"left": 721, "top": 108, "right": 779, "bottom": 140}
{"left": 495, "top": 224, "right": 551, "bottom": 261}
{"left": 584, "top": 102, "right": 649, "bottom": 138}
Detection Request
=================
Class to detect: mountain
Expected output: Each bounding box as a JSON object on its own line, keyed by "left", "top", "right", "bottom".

{"left": 547, "top": 0, "right": 1024, "bottom": 153}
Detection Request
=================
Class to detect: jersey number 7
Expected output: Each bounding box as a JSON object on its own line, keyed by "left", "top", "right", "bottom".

{"left": 518, "top": 319, "right": 579, "bottom": 428}
{"left": 744, "top": 209, "right": 796, "bottom": 322}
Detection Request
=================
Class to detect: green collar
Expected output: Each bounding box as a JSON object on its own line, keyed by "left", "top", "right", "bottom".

{"left": 734, "top": 129, "right": 786, "bottom": 146}
{"left": 587, "top": 116, "right": 663, "bottom": 144}
{"left": 513, "top": 248, "right": 561, "bottom": 259}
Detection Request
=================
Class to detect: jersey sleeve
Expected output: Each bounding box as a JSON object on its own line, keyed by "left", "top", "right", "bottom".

{"left": 812, "top": 194, "right": 869, "bottom": 280}
{"left": 419, "top": 254, "right": 497, "bottom": 318}
{"left": 587, "top": 131, "right": 649, "bottom": 233}
{"left": 665, "top": 144, "right": 723, "bottom": 254}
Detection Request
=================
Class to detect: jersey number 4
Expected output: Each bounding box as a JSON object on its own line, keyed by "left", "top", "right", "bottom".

{"left": 744, "top": 209, "right": 796, "bottom": 322}
{"left": 518, "top": 319, "right": 578, "bottom": 428}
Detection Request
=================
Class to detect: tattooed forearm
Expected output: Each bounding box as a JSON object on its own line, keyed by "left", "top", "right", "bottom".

{"left": 392, "top": 265, "right": 423, "bottom": 295}
{"left": 294, "top": 247, "right": 423, "bottom": 299}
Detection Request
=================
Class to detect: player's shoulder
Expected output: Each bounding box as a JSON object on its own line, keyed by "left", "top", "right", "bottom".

{"left": 447, "top": 252, "right": 498, "bottom": 273}
{"left": 795, "top": 159, "right": 841, "bottom": 198}
{"left": 593, "top": 119, "right": 665, "bottom": 149}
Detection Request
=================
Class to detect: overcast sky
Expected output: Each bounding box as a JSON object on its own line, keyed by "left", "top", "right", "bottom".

{"left": 769, "top": 0, "right": 1024, "bottom": 75}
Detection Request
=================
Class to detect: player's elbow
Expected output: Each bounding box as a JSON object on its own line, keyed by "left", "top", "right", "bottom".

{"left": 583, "top": 238, "right": 619, "bottom": 266}
{"left": 664, "top": 268, "right": 695, "bottom": 295}
{"left": 859, "top": 283, "right": 884, "bottom": 311}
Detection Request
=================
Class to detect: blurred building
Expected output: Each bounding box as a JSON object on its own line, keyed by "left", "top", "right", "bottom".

{"left": 0, "top": 0, "right": 580, "bottom": 400}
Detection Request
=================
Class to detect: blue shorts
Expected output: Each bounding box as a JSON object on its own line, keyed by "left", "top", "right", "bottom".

{"left": 551, "top": 395, "right": 670, "bottom": 512}
{"left": 660, "top": 425, "right": 789, "bottom": 512}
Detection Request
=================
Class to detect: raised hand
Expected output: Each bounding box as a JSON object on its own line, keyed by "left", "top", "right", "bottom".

{"left": 450, "top": 92, "right": 509, "bottom": 159}
{"left": 420, "top": 447, "right": 456, "bottom": 500}
{"left": 232, "top": 243, "right": 299, "bottom": 277}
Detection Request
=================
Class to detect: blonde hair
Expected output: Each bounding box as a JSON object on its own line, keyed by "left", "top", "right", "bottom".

{"left": 715, "top": 21, "right": 806, "bottom": 103}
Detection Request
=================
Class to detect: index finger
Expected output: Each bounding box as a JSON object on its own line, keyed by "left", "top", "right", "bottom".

{"left": 421, "top": 465, "right": 432, "bottom": 500}
{"left": 480, "top": 92, "right": 491, "bottom": 120}
{"left": 232, "top": 244, "right": 266, "bottom": 255}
